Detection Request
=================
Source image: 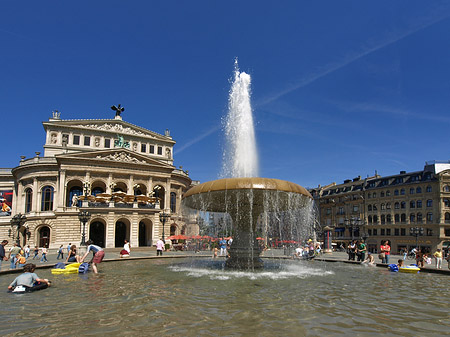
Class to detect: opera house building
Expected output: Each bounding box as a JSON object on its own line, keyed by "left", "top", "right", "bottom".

{"left": 0, "top": 110, "right": 195, "bottom": 249}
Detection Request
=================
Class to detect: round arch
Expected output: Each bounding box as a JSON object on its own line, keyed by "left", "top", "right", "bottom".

{"left": 66, "top": 179, "right": 83, "bottom": 207}
{"left": 113, "top": 181, "right": 128, "bottom": 194}
{"left": 138, "top": 218, "right": 153, "bottom": 247}
{"left": 37, "top": 225, "right": 51, "bottom": 248}
{"left": 89, "top": 220, "right": 106, "bottom": 248}
{"left": 115, "top": 218, "right": 131, "bottom": 247}
{"left": 91, "top": 180, "right": 106, "bottom": 196}
{"left": 134, "top": 182, "right": 148, "bottom": 196}
{"left": 153, "top": 185, "right": 165, "bottom": 209}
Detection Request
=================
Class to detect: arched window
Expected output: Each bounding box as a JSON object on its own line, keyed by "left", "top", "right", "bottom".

{"left": 410, "top": 201, "right": 415, "bottom": 209}
{"left": 386, "top": 202, "right": 391, "bottom": 210}
{"left": 91, "top": 187, "right": 104, "bottom": 196}
{"left": 386, "top": 214, "right": 391, "bottom": 223}
{"left": 368, "top": 205, "right": 372, "bottom": 211}
{"left": 373, "top": 205, "right": 377, "bottom": 211}
{"left": 427, "top": 212, "right": 433, "bottom": 222}
{"left": 426, "top": 199, "right": 433, "bottom": 207}
{"left": 394, "top": 214, "right": 400, "bottom": 223}
{"left": 426, "top": 186, "right": 432, "bottom": 193}
{"left": 394, "top": 202, "right": 400, "bottom": 209}
{"left": 381, "top": 215, "right": 385, "bottom": 224}
{"left": 410, "top": 213, "right": 415, "bottom": 223}
{"left": 368, "top": 215, "right": 372, "bottom": 224}
{"left": 386, "top": 190, "right": 391, "bottom": 196}
{"left": 417, "top": 200, "right": 422, "bottom": 208}
{"left": 417, "top": 213, "right": 423, "bottom": 223}
{"left": 41, "top": 186, "right": 54, "bottom": 211}
{"left": 401, "top": 213, "right": 406, "bottom": 222}
{"left": 39, "top": 226, "right": 50, "bottom": 247}
{"left": 394, "top": 189, "right": 399, "bottom": 196}
{"left": 444, "top": 199, "right": 450, "bottom": 207}
{"left": 381, "top": 192, "right": 385, "bottom": 197}
{"left": 372, "top": 192, "right": 376, "bottom": 198}
{"left": 444, "top": 185, "right": 450, "bottom": 192}
{"left": 401, "top": 201, "right": 406, "bottom": 209}
{"left": 381, "top": 203, "right": 385, "bottom": 210}
{"left": 170, "top": 192, "right": 177, "bottom": 213}
{"left": 25, "top": 188, "right": 33, "bottom": 213}
{"left": 68, "top": 186, "right": 82, "bottom": 207}
{"left": 400, "top": 189, "right": 405, "bottom": 195}
{"left": 373, "top": 215, "right": 378, "bottom": 223}
{"left": 416, "top": 187, "right": 422, "bottom": 193}
{"left": 153, "top": 185, "right": 165, "bottom": 209}
{"left": 445, "top": 212, "right": 450, "bottom": 223}
{"left": 410, "top": 188, "right": 415, "bottom": 194}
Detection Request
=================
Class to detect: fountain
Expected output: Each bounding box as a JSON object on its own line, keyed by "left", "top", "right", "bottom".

{"left": 183, "top": 61, "right": 314, "bottom": 269}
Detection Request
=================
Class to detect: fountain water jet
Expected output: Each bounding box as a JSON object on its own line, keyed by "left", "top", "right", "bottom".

{"left": 183, "top": 61, "right": 313, "bottom": 269}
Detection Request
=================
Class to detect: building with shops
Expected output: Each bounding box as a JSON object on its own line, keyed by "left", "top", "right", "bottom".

{"left": 0, "top": 110, "right": 196, "bottom": 249}
{"left": 311, "top": 161, "right": 450, "bottom": 254}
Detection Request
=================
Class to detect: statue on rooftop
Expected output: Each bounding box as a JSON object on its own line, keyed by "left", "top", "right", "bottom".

{"left": 111, "top": 104, "right": 124, "bottom": 117}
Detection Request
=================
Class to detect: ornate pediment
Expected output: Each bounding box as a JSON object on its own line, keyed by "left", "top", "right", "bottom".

{"left": 95, "top": 151, "right": 146, "bottom": 164}
{"left": 56, "top": 149, "right": 173, "bottom": 168}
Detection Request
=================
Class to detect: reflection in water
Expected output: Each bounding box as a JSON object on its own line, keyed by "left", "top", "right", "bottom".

{"left": 0, "top": 259, "right": 449, "bottom": 336}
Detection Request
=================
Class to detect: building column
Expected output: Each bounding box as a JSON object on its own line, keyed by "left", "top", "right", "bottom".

{"left": 106, "top": 211, "right": 115, "bottom": 248}
{"left": 130, "top": 212, "right": 138, "bottom": 248}
{"left": 33, "top": 178, "right": 39, "bottom": 212}
{"left": 165, "top": 179, "right": 170, "bottom": 212}
{"left": 58, "top": 169, "right": 66, "bottom": 210}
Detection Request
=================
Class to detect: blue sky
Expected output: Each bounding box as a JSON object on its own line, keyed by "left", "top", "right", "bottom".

{"left": 2, "top": 1, "right": 450, "bottom": 188}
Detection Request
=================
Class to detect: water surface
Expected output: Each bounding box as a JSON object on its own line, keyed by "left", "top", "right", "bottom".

{"left": 1, "top": 258, "right": 448, "bottom": 336}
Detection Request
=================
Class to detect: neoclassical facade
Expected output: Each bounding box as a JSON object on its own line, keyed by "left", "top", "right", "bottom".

{"left": 0, "top": 111, "right": 196, "bottom": 249}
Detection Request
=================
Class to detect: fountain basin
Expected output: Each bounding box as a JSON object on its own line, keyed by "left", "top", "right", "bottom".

{"left": 183, "top": 177, "right": 313, "bottom": 269}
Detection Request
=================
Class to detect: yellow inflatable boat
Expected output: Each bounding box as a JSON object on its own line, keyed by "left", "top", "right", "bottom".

{"left": 399, "top": 265, "right": 420, "bottom": 273}
{"left": 51, "top": 263, "right": 81, "bottom": 274}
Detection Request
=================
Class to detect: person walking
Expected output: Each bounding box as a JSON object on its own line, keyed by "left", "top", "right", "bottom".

{"left": 0, "top": 240, "right": 8, "bottom": 269}
{"left": 24, "top": 245, "right": 30, "bottom": 259}
{"left": 56, "top": 245, "right": 64, "bottom": 260}
{"left": 433, "top": 249, "right": 443, "bottom": 269}
{"left": 156, "top": 238, "right": 164, "bottom": 256}
{"left": 219, "top": 238, "right": 227, "bottom": 257}
{"left": 32, "top": 246, "right": 39, "bottom": 260}
{"left": 8, "top": 243, "right": 21, "bottom": 269}
{"left": 40, "top": 246, "right": 48, "bottom": 262}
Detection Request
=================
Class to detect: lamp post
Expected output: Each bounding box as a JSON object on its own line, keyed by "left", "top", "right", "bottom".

{"left": 78, "top": 210, "right": 91, "bottom": 246}
{"left": 345, "top": 217, "right": 361, "bottom": 241}
{"left": 10, "top": 213, "right": 27, "bottom": 245}
{"left": 159, "top": 210, "right": 170, "bottom": 242}
{"left": 410, "top": 226, "right": 424, "bottom": 249}
{"left": 83, "top": 181, "right": 91, "bottom": 196}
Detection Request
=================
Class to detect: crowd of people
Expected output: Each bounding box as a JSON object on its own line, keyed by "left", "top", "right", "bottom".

{"left": 342, "top": 239, "right": 450, "bottom": 269}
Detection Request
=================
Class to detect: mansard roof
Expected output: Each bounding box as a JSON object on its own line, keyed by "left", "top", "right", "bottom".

{"left": 43, "top": 117, "right": 175, "bottom": 144}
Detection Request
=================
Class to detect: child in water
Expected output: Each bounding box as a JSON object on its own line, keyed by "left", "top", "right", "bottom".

{"left": 8, "top": 263, "right": 51, "bottom": 292}
{"left": 397, "top": 259, "right": 404, "bottom": 268}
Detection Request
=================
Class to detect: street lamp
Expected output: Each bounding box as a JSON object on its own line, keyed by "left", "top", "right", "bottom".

{"left": 10, "top": 213, "right": 26, "bottom": 245}
{"left": 159, "top": 210, "right": 170, "bottom": 242}
{"left": 409, "top": 226, "right": 424, "bottom": 249}
{"left": 83, "top": 181, "right": 91, "bottom": 196}
{"left": 78, "top": 210, "right": 91, "bottom": 246}
{"left": 345, "top": 217, "right": 361, "bottom": 241}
